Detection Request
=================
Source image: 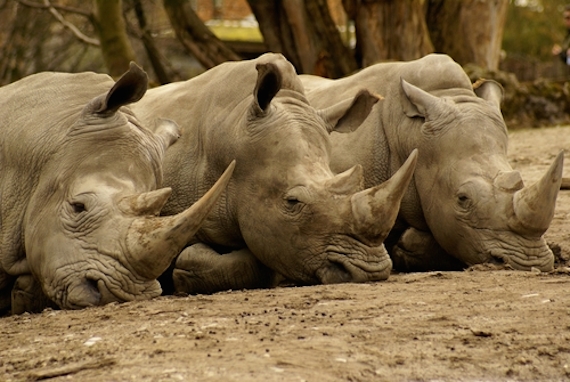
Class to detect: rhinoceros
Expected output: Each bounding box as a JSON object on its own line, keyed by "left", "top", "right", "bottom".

{"left": 0, "top": 63, "right": 234, "bottom": 314}
{"left": 301, "top": 53, "right": 563, "bottom": 272}
{"left": 131, "top": 53, "right": 418, "bottom": 294}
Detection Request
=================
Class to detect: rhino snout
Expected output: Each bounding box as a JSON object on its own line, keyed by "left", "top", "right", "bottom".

{"left": 315, "top": 246, "right": 392, "bottom": 284}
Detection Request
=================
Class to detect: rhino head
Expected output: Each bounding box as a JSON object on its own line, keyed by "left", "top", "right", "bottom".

{"left": 22, "top": 63, "right": 234, "bottom": 309}
{"left": 232, "top": 57, "right": 417, "bottom": 284}
{"left": 399, "top": 78, "right": 561, "bottom": 271}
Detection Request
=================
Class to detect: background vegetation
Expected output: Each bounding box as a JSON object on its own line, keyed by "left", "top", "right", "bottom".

{"left": 503, "top": 0, "right": 567, "bottom": 61}
{"left": 2, "top": 0, "right": 570, "bottom": 127}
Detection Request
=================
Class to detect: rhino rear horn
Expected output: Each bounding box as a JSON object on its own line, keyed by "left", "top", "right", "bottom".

{"left": 125, "top": 160, "right": 236, "bottom": 280}
{"left": 350, "top": 149, "right": 418, "bottom": 244}
{"left": 326, "top": 165, "right": 364, "bottom": 195}
{"left": 512, "top": 151, "right": 563, "bottom": 235}
{"left": 153, "top": 118, "right": 181, "bottom": 151}
{"left": 118, "top": 188, "right": 172, "bottom": 217}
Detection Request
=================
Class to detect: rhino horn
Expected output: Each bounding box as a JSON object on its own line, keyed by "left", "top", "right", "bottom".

{"left": 512, "top": 151, "right": 563, "bottom": 235}
{"left": 125, "top": 160, "right": 236, "bottom": 280}
{"left": 351, "top": 149, "right": 418, "bottom": 244}
{"left": 153, "top": 118, "right": 181, "bottom": 152}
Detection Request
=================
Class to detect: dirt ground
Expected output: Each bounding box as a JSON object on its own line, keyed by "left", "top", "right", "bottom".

{"left": 2, "top": 126, "right": 570, "bottom": 382}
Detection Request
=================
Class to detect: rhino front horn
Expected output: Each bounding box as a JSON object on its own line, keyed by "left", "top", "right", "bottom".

{"left": 351, "top": 149, "right": 418, "bottom": 244}
{"left": 512, "top": 151, "right": 563, "bottom": 235}
{"left": 125, "top": 160, "right": 236, "bottom": 280}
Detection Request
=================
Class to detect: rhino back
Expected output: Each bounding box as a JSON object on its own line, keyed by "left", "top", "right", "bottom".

{"left": 0, "top": 72, "right": 114, "bottom": 158}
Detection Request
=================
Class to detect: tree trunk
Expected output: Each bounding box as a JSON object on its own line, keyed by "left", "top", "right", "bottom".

{"left": 344, "top": 0, "right": 434, "bottom": 67}
{"left": 0, "top": 3, "right": 53, "bottom": 85}
{"left": 426, "top": 0, "right": 508, "bottom": 70}
{"left": 163, "top": 0, "right": 240, "bottom": 69}
{"left": 247, "top": 1, "right": 301, "bottom": 70}
{"left": 132, "top": 0, "right": 174, "bottom": 84}
{"left": 93, "top": 0, "right": 137, "bottom": 77}
{"left": 248, "top": 0, "right": 357, "bottom": 78}
{"left": 304, "top": 0, "right": 358, "bottom": 77}
{"left": 0, "top": 3, "right": 35, "bottom": 84}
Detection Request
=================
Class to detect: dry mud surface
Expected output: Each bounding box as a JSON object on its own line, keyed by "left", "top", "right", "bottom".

{"left": 2, "top": 126, "right": 570, "bottom": 382}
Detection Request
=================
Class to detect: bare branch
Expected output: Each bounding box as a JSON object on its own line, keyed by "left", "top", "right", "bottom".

{"left": 16, "top": 0, "right": 91, "bottom": 17}
{"left": 43, "top": 0, "right": 99, "bottom": 46}
{"left": 16, "top": 0, "right": 100, "bottom": 46}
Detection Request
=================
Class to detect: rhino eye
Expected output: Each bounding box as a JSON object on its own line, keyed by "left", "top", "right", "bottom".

{"left": 457, "top": 193, "right": 471, "bottom": 209}
{"left": 70, "top": 202, "right": 86, "bottom": 214}
{"left": 286, "top": 197, "right": 300, "bottom": 207}
{"left": 285, "top": 196, "right": 304, "bottom": 213}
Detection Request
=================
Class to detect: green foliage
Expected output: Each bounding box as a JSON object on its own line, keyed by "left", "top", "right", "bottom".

{"left": 503, "top": 0, "right": 569, "bottom": 61}
{"left": 208, "top": 24, "right": 263, "bottom": 42}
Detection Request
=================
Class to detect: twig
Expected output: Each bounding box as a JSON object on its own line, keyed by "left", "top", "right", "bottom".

{"left": 561, "top": 177, "right": 570, "bottom": 190}
{"left": 26, "top": 358, "right": 116, "bottom": 381}
{"left": 16, "top": 0, "right": 91, "bottom": 17}
{"left": 17, "top": 0, "right": 100, "bottom": 46}
{"left": 42, "top": 0, "right": 100, "bottom": 46}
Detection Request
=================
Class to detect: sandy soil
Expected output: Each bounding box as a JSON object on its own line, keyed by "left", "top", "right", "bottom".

{"left": 1, "top": 126, "right": 570, "bottom": 382}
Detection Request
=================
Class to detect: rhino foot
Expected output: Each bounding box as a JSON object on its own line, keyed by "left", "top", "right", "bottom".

{"left": 11, "top": 274, "right": 57, "bottom": 315}
{"left": 172, "top": 244, "right": 273, "bottom": 295}
{"left": 390, "top": 227, "right": 466, "bottom": 272}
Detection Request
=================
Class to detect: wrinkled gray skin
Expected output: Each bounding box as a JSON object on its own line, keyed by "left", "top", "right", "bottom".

{"left": 301, "top": 54, "right": 563, "bottom": 272}
{"left": 0, "top": 63, "right": 234, "bottom": 314}
{"left": 132, "top": 53, "right": 418, "bottom": 294}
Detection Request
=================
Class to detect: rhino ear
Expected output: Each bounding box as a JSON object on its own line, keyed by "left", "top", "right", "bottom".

{"left": 153, "top": 118, "right": 181, "bottom": 151}
{"left": 253, "top": 62, "right": 282, "bottom": 113}
{"left": 320, "top": 89, "right": 380, "bottom": 133}
{"left": 94, "top": 62, "right": 149, "bottom": 115}
{"left": 474, "top": 80, "right": 503, "bottom": 109}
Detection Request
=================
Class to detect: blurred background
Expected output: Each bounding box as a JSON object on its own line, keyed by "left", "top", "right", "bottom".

{"left": 1, "top": 0, "right": 569, "bottom": 127}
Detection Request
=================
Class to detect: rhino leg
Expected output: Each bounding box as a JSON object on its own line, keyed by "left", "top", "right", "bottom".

{"left": 172, "top": 244, "right": 274, "bottom": 294}
{"left": 390, "top": 227, "right": 466, "bottom": 272}
{"left": 11, "top": 274, "right": 57, "bottom": 314}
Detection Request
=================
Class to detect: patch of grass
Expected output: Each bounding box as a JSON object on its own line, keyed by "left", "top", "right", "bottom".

{"left": 208, "top": 24, "right": 263, "bottom": 42}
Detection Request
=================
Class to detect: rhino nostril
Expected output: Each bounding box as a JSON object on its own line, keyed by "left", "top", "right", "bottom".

{"left": 317, "top": 260, "right": 352, "bottom": 284}
{"left": 85, "top": 277, "right": 100, "bottom": 292}
{"left": 490, "top": 252, "right": 508, "bottom": 265}
{"left": 66, "top": 277, "right": 102, "bottom": 309}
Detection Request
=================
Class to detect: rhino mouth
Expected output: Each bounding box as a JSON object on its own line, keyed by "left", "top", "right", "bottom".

{"left": 49, "top": 260, "right": 163, "bottom": 309}
{"left": 477, "top": 237, "right": 554, "bottom": 272}
{"left": 315, "top": 244, "right": 392, "bottom": 284}
{"left": 488, "top": 248, "right": 554, "bottom": 271}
